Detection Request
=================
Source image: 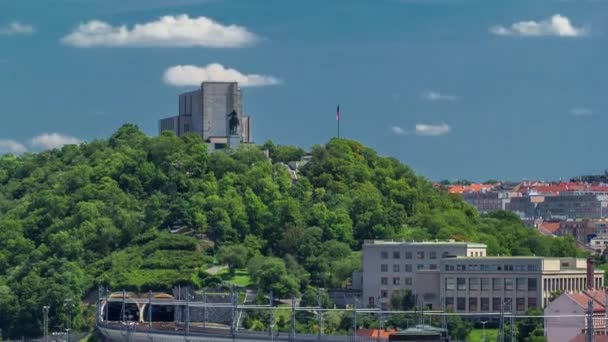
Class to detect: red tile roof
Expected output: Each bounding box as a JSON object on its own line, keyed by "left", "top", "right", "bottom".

{"left": 539, "top": 221, "right": 561, "bottom": 235}
{"left": 356, "top": 328, "right": 396, "bottom": 339}
{"left": 566, "top": 290, "right": 607, "bottom": 313}
{"left": 447, "top": 184, "right": 495, "bottom": 194}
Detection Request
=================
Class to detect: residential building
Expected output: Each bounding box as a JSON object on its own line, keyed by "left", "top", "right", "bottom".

{"left": 361, "top": 240, "right": 487, "bottom": 309}
{"left": 544, "top": 289, "right": 607, "bottom": 342}
{"left": 159, "top": 82, "right": 251, "bottom": 150}
{"left": 590, "top": 235, "right": 608, "bottom": 255}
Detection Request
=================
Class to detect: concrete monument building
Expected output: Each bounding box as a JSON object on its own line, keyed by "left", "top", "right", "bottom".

{"left": 159, "top": 82, "right": 251, "bottom": 150}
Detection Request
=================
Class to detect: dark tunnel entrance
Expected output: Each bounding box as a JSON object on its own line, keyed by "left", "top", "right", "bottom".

{"left": 143, "top": 304, "right": 175, "bottom": 322}
{"left": 103, "top": 302, "right": 140, "bottom": 322}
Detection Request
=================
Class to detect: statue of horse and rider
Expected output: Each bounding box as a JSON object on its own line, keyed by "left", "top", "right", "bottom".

{"left": 227, "top": 110, "right": 239, "bottom": 135}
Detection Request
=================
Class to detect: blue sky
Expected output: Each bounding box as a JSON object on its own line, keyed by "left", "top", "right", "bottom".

{"left": 1, "top": 0, "right": 607, "bottom": 181}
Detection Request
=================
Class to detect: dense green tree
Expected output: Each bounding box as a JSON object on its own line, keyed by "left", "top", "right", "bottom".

{"left": 217, "top": 244, "right": 248, "bottom": 274}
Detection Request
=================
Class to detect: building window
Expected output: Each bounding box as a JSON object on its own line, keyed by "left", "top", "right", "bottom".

{"left": 417, "top": 251, "right": 425, "bottom": 259}
{"left": 381, "top": 290, "right": 388, "bottom": 298}
{"left": 528, "top": 297, "right": 537, "bottom": 309}
{"left": 393, "top": 251, "right": 400, "bottom": 259}
{"left": 469, "top": 297, "right": 478, "bottom": 312}
{"left": 393, "top": 277, "right": 400, "bottom": 285}
{"left": 505, "top": 278, "right": 514, "bottom": 291}
{"left": 381, "top": 264, "right": 388, "bottom": 272}
{"left": 417, "top": 264, "right": 424, "bottom": 271}
{"left": 516, "top": 278, "right": 526, "bottom": 291}
{"left": 515, "top": 265, "right": 526, "bottom": 272}
{"left": 481, "top": 278, "right": 490, "bottom": 291}
{"left": 405, "top": 252, "right": 412, "bottom": 260}
{"left": 457, "top": 278, "right": 467, "bottom": 291}
{"left": 381, "top": 277, "right": 388, "bottom": 285}
{"left": 457, "top": 297, "right": 466, "bottom": 311}
{"left": 493, "top": 278, "right": 503, "bottom": 291}
{"left": 405, "top": 264, "right": 412, "bottom": 273}
{"left": 457, "top": 264, "right": 466, "bottom": 271}
{"left": 528, "top": 278, "right": 536, "bottom": 291}
{"left": 393, "top": 264, "right": 400, "bottom": 272}
{"left": 480, "top": 298, "right": 490, "bottom": 312}
{"left": 405, "top": 277, "right": 413, "bottom": 285}
{"left": 369, "top": 297, "right": 375, "bottom": 307}
{"left": 492, "top": 297, "right": 502, "bottom": 312}
{"left": 381, "top": 251, "right": 388, "bottom": 259}
{"left": 429, "top": 264, "right": 437, "bottom": 270}
{"left": 469, "top": 278, "right": 480, "bottom": 291}
{"left": 430, "top": 252, "right": 437, "bottom": 259}
{"left": 445, "top": 265, "right": 455, "bottom": 271}
{"left": 504, "top": 265, "right": 514, "bottom": 272}
{"left": 445, "top": 297, "right": 454, "bottom": 310}
{"left": 516, "top": 298, "right": 525, "bottom": 312}
{"left": 446, "top": 278, "right": 456, "bottom": 291}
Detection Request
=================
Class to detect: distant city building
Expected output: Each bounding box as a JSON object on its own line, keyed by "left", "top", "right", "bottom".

{"left": 362, "top": 240, "right": 604, "bottom": 314}
{"left": 159, "top": 82, "right": 251, "bottom": 150}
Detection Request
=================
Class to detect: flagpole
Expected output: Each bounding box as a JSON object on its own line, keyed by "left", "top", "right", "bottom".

{"left": 336, "top": 105, "right": 340, "bottom": 139}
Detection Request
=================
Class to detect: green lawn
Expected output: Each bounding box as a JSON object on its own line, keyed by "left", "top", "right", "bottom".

{"left": 217, "top": 268, "right": 252, "bottom": 287}
{"left": 467, "top": 328, "right": 498, "bottom": 342}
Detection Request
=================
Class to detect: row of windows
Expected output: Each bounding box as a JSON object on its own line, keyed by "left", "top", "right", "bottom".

{"left": 381, "top": 251, "right": 439, "bottom": 260}
{"left": 445, "top": 296, "right": 536, "bottom": 312}
{"left": 381, "top": 277, "right": 413, "bottom": 286}
{"left": 380, "top": 264, "right": 438, "bottom": 272}
{"left": 445, "top": 277, "right": 537, "bottom": 291}
{"left": 444, "top": 264, "right": 539, "bottom": 272}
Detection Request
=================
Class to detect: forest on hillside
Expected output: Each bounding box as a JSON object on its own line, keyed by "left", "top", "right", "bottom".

{"left": 0, "top": 124, "right": 581, "bottom": 338}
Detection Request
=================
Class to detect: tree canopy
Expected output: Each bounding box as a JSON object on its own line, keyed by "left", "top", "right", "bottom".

{"left": 0, "top": 125, "right": 581, "bottom": 338}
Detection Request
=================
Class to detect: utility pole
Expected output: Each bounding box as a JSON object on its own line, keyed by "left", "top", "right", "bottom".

{"left": 185, "top": 287, "right": 190, "bottom": 337}
{"left": 440, "top": 295, "right": 447, "bottom": 331}
{"left": 353, "top": 297, "right": 358, "bottom": 337}
{"left": 104, "top": 287, "right": 109, "bottom": 323}
{"left": 43, "top": 306, "right": 50, "bottom": 342}
{"left": 202, "top": 290, "right": 207, "bottom": 329}
{"left": 588, "top": 300, "right": 595, "bottom": 342}
{"left": 230, "top": 286, "right": 236, "bottom": 338}
{"left": 269, "top": 291, "right": 274, "bottom": 340}
{"left": 480, "top": 320, "right": 487, "bottom": 342}
{"left": 290, "top": 296, "right": 296, "bottom": 342}
{"left": 64, "top": 299, "right": 73, "bottom": 342}
{"left": 498, "top": 300, "right": 505, "bottom": 342}
{"left": 509, "top": 299, "right": 514, "bottom": 342}
{"left": 148, "top": 290, "right": 152, "bottom": 330}
{"left": 317, "top": 288, "right": 323, "bottom": 340}
{"left": 121, "top": 289, "right": 126, "bottom": 324}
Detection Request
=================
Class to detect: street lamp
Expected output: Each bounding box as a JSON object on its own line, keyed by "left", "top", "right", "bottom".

{"left": 43, "top": 306, "right": 50, "bottom": 342}
{"left": 480, "top": 320, "right": 488, "bottom": 342}
{"left": 64, "top": 299, "right": 73, "bottom": 342}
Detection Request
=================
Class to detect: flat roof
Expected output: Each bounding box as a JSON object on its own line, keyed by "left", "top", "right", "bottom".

{"left": 364, "top": 240, "right": 486, "bottom": 248}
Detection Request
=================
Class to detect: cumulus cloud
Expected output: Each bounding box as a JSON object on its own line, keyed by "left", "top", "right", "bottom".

{"left": 415, "top": 123, "right": 451, "bottom": 136}
{"left": 62, "top": 14, "right": 258, "bottom": 47}
{"left": 30, "top": 133, "right": 81, "bottom": 150}
{"left": 490, "top": 14, "right": 588, "bottom": 37}
{"left": 422, "top": 91, "right": 458, "bottom": 102}
{"left": 391, "top": 126, "right": 408, "bottom": 135}
{"left": 570, "top": 108, "right": 593, "bottom": 117}
{"left": 163, "top": 63, "right": 281, "bottom": 87}
{"left": 0, "top": 140, "right": 27, "bottom": 154}
{"left": 0, "top": 22, "right": 35, "bottom": 35}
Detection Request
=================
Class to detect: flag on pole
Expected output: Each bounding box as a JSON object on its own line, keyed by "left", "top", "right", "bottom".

{"left": 336, "top": 105, "right": 340, "bottom": 121}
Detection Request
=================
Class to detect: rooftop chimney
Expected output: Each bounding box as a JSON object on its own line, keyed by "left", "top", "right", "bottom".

{"left": 587, "top": 256, "right": 595, "bottom": 290}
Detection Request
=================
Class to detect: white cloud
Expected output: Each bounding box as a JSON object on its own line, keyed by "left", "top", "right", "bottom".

{"left": 62, "top": 14, "right": 258, "bottom": 47}
{"left": 0, "top": 22, "right": 35, "bottom": 35}
{"left": 391, "top": 126, "right": 408, "bottom": 135}
{"left": 570, "top": 108, "right": 593, "bottom": 117}
{"left": 415, "top": 123, "right": 451, "bottom": 136}
{"left": 30, "top": 133, "right": 81, "bottom": 150}
{"left": 163, "top": 63, "right": 281, "bottom": 87}
{"left": 422, "top": 91, "right": 458, "bottom": 102}
{"left": 0, "top": 140, "right": 27, "bottom": 154}
{"left": 490, "top": 14, "right": 588, "bottom": 37}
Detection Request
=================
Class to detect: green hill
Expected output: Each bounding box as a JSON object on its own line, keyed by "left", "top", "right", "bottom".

{"left": 0, "top": 124, "right": 580, "bottom": 338}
